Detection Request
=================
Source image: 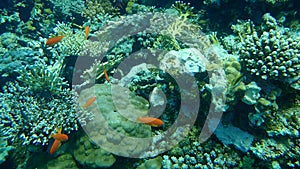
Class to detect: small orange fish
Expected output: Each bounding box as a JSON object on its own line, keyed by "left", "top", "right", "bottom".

{"left": 85, "top": 26, "right": 90, "bottom": 39}
{"left": 104, "top": 68, "right": 110, "bottom": 82}
{"left": 46, "top": 35, "right": 64, "bottom": 45}
{"left": 49, "top": 128, "right": 68, "bottom": 155}
{"left": 82, "top": 96, "right": 96, "bottom": 108}
{"left": 137, "top": 117, "right": 164, "bottom": 127}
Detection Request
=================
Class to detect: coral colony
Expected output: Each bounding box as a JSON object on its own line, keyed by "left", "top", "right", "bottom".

{"left": 0, "top": 0, "right": 299, "bottom": 168}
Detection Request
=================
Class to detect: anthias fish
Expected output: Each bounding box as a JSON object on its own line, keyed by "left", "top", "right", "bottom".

{"left": 46, "top": 35, "right": 64, "bottom": 45}
{"left": 82, "top": 96, "right": 96, "bottom": 108}
{"left": 49, "top": 128, "right": 68, "bottom": 155}
{"left": 85, "top": 26, "right": 90, "bottom": 39}
{"left": 137, "top": 116, "right": 164, "bottom": 127}
{"left": 104, "top": 68, "right": 110, "bottom": 82}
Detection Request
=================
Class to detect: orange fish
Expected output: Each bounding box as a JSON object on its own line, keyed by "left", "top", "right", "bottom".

{"left": 82, "top": 96, "right": 96, "bottom": 108}
{"left": 104, "top": 68, "right": 110, "bottom": 82}
{"left": 49, "top": 128, "right": 68, "bottom": 155}
{"left": 85, "top": 26, "right": 90, "bottom": 39}
{"left": 46, "top": 35, "right": 64, "bottom": 45}
{"left": 137, "top": 117, "right": 164, "bottom": 127}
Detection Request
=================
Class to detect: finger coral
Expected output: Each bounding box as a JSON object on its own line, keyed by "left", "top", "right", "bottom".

{"left": 230, "top": 13, "right": 300, "bottom": 90}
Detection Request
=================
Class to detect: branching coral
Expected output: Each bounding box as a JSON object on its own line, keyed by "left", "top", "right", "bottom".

{"left": 16, "top": 58, "right": 67, "bottom": 95}
{"left": 229, "top": 13, "right": 300, "bottom": 90}
{"left": 0, "top": 57, "right": 80, "bottom": 146}
{"left": 162, "top": 127, "right": 242, "bottom": 169}
{"left": 0, "top": 81, "right": 79, "bottom": 146}
{"left": 50, "top": 0, "right": 85, "bottom": 17}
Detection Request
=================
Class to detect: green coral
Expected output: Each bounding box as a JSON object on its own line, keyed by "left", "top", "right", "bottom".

{"left": 73, "top": 135, "right": 116, "bottom": 168}
{"left": 77, "top": 84, "right": 152, "bottom": 157}
{"left": 47, "top": 154, "right": 79, "bottom": 169}
{"left": 0, "top": 32, "right": 41, "bottom": 81}
{"left": 50, "top": 0, "right": 85, "bottom": 17}
{"left": 265, "top": 106, "right": 300, "bottom": 137}
{"left": 137, "top": 156, "right": 163, "bottom": 169}
{"left": 263, "top": 0, "right": 290, "bottom": 5}
{"left": 250, "top": 138, "right": 287, "bottom": 160}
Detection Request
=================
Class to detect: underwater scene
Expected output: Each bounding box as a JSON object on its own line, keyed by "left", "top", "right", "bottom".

{"left": 0, "top": 0, "right": 299, "bottom": 168}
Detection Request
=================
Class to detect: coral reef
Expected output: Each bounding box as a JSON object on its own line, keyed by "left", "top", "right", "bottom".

{"left": 159, "top": 48, "right": 207, "bottom": 76}
{"left": 265, "top": 106, "right": 299, "bottom": 137}
{"left": 0, "top": 32, "right": 41, "bottom": 84}
{"left": 49, "top": 22, "right": 87, "bottom": 57}
{"left": 250, "top": 138, "right": 287, "bottom": 161}
{"left": 1, "top": 0, "right": 300, "bottom": 168}
{"left": 0, "top": 56, "right": 80, "bottom": 146}
{"left": 16, "top": 58, "right": 67, "bottom": 95}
